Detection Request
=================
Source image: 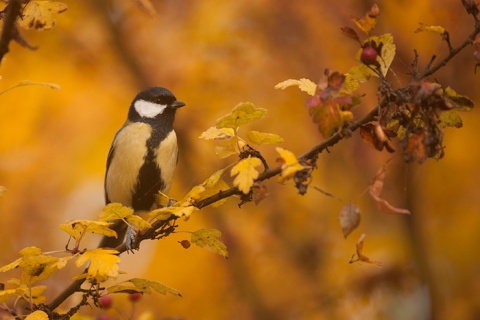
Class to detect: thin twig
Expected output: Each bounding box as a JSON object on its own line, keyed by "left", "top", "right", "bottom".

{"left": 420, "top": 21, "right": 480, "bottom": 79}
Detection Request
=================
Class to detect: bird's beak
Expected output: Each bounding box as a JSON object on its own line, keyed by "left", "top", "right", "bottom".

{"left": 172, "top": 101, "right": 186, "bottom": 109}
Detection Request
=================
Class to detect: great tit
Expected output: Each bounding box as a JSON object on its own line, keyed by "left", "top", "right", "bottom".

{"left": 99, "top": 87, "right": 185, "bottom": 250}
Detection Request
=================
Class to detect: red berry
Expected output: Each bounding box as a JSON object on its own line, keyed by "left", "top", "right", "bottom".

{"left": 97, "top": 315, "right": 111, "bottom": 320}
{"left": 360, "top": 46, "right": 378, "bottom": 65}
{"left": 128, "top": 292, "right": 143, "bottom": 302}
{"left": 98, "top": 295, "right": 113, "bottom": 309}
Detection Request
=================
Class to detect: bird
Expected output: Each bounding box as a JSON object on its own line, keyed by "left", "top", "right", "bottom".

{"left": 99, "top": 87, "right": 185, "bottom": 251}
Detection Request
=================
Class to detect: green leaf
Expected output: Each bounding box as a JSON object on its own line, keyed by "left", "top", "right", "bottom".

{"left": 191, "top": 229, "right": 228, "bottom": 258}
{"left": 215, "top": 102, "right": 267, "bottom": 129}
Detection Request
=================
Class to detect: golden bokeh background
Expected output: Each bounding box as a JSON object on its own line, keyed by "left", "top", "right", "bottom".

{"left": 0, "top": 0, "right": 479, "bottom": 319}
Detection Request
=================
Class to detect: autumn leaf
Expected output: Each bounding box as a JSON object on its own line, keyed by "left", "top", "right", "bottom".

{"left": 125, "top": 215, "right": 152, "bottom": 230}
{"left": 369, "top": 164, "right": 411, "bottom": 214}
{"left": 107, "top": 278, "right": 182, "bottom": 297}
{"left": 149, "top": 205, "right": 197, "bottom": 220}
{"left": 247, "top": 130, "right": 284, "bottom": 145}
{"left": 344, "top": 63, "right": 372, "bottom": 91}
{"left": 276, "top": 147, "right": 305, "bottom": 183}
{"left": 99, "top": 203, "right": 134, "bottom": 221}
{"left": 340, "top": 26, "right": 360, "bottom": 42}
{"left": 0, "top": 288, "right": 27, "bottom": 302}
{"left": 309, "top": 100, "right": 353, "bottom": 138}
{"left": 274, "top": 78, "right": 317, "bottom": 96}
{"left": 351, "top": 3, "right": 380, "bottom": 35}
{"left": 442, "top": 87, "right": 475, "bottom": 111}
{"left": 199, "top": 127, "right": 235, "bottom": 140}
{"left": 415, "top": 23, "right": 447, "bottom": 37}
{"left": 18, "top": 1, "right": 68, "bottom": 31}
{"left": 359, "top": 34, "right": 396, "bottom": 77}
{"left": 28, "top": 285, "right": 47, "bottom": 304}
{"left": 231, "top": 157, "right": 262, "bottom": 194}
{"left": 0, "top": 247, "right": 63, "bottom": 286}
{"left": 359, "top": 122, "right": 395, "bottom": 152}
{"left": 339, "top": 203, "right": 361, "bottom": 238}
{"left": 25, "top": 310, "right": 49, "bottom": 320}
{"left": 349, "top": 234, "right": 382, "bottom": 267}
{"left": 155, "top": 191, "right": 171, "bottom": 207}
{"left": 214, "top": 136, "right": 242, "bottom": 158}
{"left": 252, "top": 184, "right": 270, "bottom": 205}
{"left": 75, "top": 248, "right": 120, "bottom": 282}
{"left": 196, "top": 169, "right": 230, "bottom": 207}
{"left": 60, "top": 220, "right": 117, "bottom": 241}
{"left": 404, "top": 130, "right": 428, "bottom": 164}
{"left": 191, "top": 229, "right": 229, "bottom": 258}
{"left": 215, "top": 102, "right": 267, "bottom": 129}
{"left": 439, "top": 110, "right": 463, "bottom": 128}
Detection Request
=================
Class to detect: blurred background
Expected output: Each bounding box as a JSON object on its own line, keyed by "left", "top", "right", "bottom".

{"left": 0, "top": 0, "right": 479, "bottom": 319}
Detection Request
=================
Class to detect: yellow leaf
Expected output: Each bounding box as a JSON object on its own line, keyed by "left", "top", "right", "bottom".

{"left": 7, "top": 247, "right": 62, "bottom": 285}
{"left": 442, "top": 87, "right": 474, "bottom": 111}
{"left": 191, "top": 229, "right": 228, "bottom": 258}
{"left": 149, "top": 206, "right": 197, "bottom": 219}
{"left": 155, "top": 191, "right": 171, "bottom": 207}
{"left": 75, "top": 248, "right": 120, "bottom": 282}
{"left": 0, "top": 288, "right": 27, "bottom": 302}
{"left": 344, "top": 64, "right": 372, "bottom": 91}
{"left": 230, "top": 157, "right": 262, "bottom": 194}
{"left": 177, "top": 185, "right": 206, "bottom": 207}
{"left": 351, "top": 3, "right": 380, "bottom": 35}
{"left": 276, "top": 147, "right": 305, "bottom": 183}
{"left": 360, "top": 34, "right": 396, "bottom": 77}
{"left": 274, "top": 78, "right": 317, "bottom": 96}
{"left": 25, "top": 310, "right": 49, "bottom": 320}
{"left": 29, "top": 285, "right": 47, "bottom": 304}
{"left": 18, "top": 1, "right": 68, "bottom": 31}
{"left": 439, "top": 110, "right": 463, "bottom": 128}
{"left": 60, "top": 220, "right": 117, "bottom": 241}
{"left": 215, "top": 102, "right": 267, "bottom": 129}
{"left": 197, "top": 169, "right": 230, "bottom": 207}
{"left": 126, "top": 215, "right": 152, "bottom": 230}
{"left": 214, "top": 136, "right": 242, "bottom": 158}
{"left": 414, "top": 23, "right": 447, "bottom": 36}
{"left": 247, "top": 130, "right": 284, "bottom": 145}
{"left": 99, "top": 203, "right": 134, "bottom": 221}
{"left": 199, "top": 127, "right": 235, "bottom": 140}
{"left": 0, "top": 257, "right": 22, "bottom": 273}
{"left": 108, "top": 278, "right": 182, "bottom": 297}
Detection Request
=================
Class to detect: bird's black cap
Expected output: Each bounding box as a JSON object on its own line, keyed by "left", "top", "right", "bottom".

{"left": 134, "top": 87, "right": 185, "bottom": 108}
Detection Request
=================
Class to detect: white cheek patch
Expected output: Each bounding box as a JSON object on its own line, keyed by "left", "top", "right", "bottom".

{"left": 134, "top": 99, "right": 167, "bottom": 118}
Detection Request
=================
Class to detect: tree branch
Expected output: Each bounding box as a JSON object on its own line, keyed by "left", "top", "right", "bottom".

{"left": 0, "top": 0, "right": 25, "bottom": 63}
{"left": 419, "top": 20, "right": 480, "bottom": 79}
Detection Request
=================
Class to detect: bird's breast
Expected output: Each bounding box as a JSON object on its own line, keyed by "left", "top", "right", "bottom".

{"left": 105, "top": 123, "right": 153, "bottom": 207}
